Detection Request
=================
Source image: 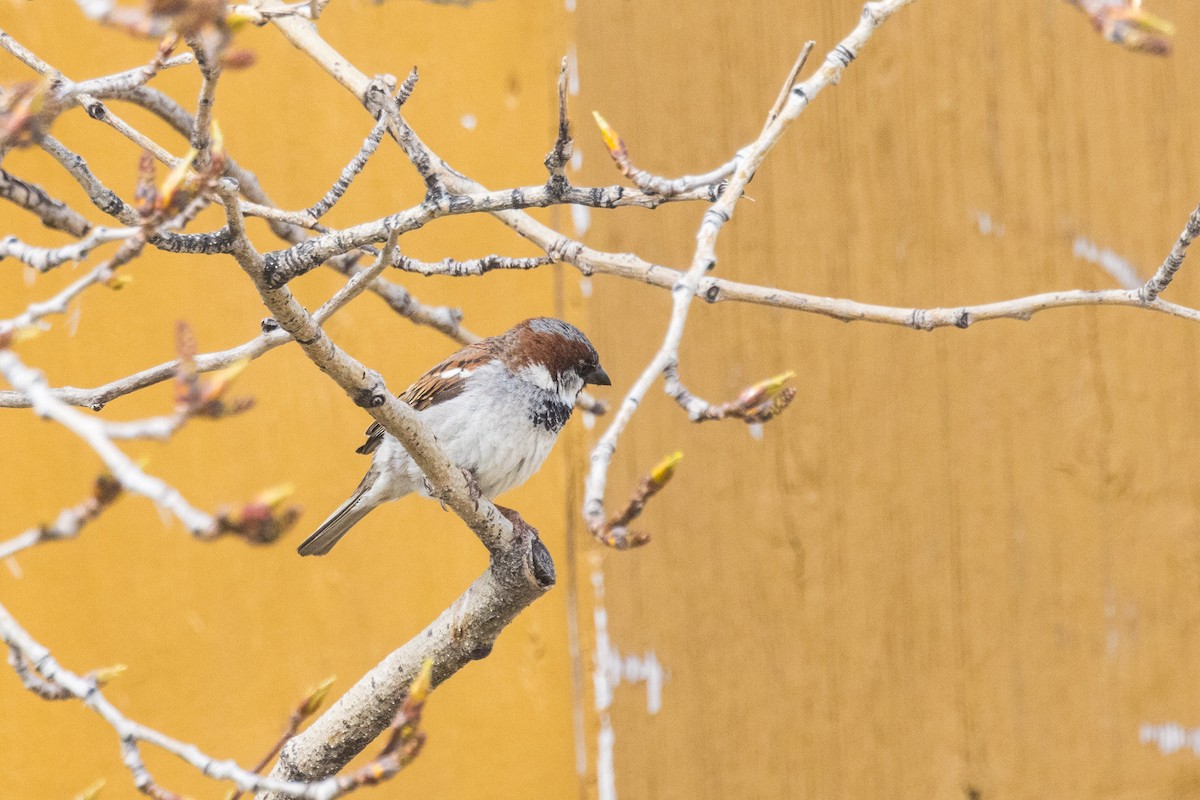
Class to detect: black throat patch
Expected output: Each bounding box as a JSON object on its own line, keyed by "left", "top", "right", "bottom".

{"left": 529, "top": 394, "right": 572, "bottom": 433}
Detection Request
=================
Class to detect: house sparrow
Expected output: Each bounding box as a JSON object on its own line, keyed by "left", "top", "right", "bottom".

{"left": 297, "top": 317, "right": 610, "bottom": 556}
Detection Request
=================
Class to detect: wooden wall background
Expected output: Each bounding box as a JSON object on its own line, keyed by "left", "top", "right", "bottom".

{"left": 5, "top": 1, "right": 1200, "bottom": 798}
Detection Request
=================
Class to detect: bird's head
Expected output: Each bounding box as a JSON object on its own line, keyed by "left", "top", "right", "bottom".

{"left": 501, "top": 317, "right": 610, "bottom": 400}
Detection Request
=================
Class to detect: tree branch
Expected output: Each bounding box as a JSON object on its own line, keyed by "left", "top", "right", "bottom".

{"left": 584, "top": 0, "right": 915, "bottom": 535}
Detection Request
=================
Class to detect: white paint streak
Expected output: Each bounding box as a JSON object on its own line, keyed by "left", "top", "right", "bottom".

{"left": 76, "top": 0, "right": 115, "bottom": 20}
{"left": 975, "top": 211, "right": 1005, "bottom": 237}
{"left": 597, "top": 718, "right": 617, "bottom": 800}
{"left": 592, "top": 569, "right": 665, "bottom": 714}
{"left": 572, "top": 204, "right": 591, "bottom": 237}
{"left": 571, "top": 148, "right": 584, "bottom": 172}
{"left": 748, "top": 422, "right": 764, "bottom": 441}
{"left": 67, "top": 302, "right": 81, "bottom": 336}
{"left": 579, "top": 276, "right": 593, "bottom": 298}
{"left": 581, "top": 411, "right": 596, "bottom": 431}
{"left": 459, "top": 114, "right": 477, "bottom": 131}
{"left": 591, "top": 568, "right": 667, "bottom": 800}
{"left": 565, "top": 0, "right": 576, "bottom": 11}
{"left": 1073, "top": 235, "right": 1141, "bottom": 290}
{"left": 1141, "top": 722, "right": 1200, "bottom": 757}
{"left": 4, "top": 557, "right": 23, "bottom": 579}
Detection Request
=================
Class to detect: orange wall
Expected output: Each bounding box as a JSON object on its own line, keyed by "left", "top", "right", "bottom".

{"left": 0, "top": 1, "right": 578, "bottom": 797}
{"left": 570, "top": 2, "right": 1200, "bottom": 799}
{"left": 8, "top": 2, "right": 1200, "bottom": 799}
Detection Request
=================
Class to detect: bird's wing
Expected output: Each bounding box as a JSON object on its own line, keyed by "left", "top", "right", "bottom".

{"left": 354, "top": 343, "right": 498, "bottom": 455}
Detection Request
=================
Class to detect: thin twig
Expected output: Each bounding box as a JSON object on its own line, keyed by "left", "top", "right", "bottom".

{"left": 0, "top": 168, "right": 94, "bottom": 237}
{"left": 0, "top": 601, "right": 381, "bottom": 799}
{"left": 0, "top": 226, "right": 137, "bottom": 272}
{"left": 0, "top": 473, "right": 122, "bottom": 559}
{"left": 543, "top": 56, "right": 572, "bottom": 197}
{"left": 1139, "top": 201, "right": 1200, "bottom": 302}
{"left": 584, "top": 1, "right": 916, "bottom": 535}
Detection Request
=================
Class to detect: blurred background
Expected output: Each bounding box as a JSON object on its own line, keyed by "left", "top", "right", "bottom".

{"left": 4, "top": 0, "right": 1200, "bottom": 798}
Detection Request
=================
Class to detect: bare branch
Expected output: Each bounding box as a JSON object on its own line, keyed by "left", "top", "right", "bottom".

{"left": 0, "top": 600, "right": 384, "bottom": 799}
{"left": 188, "top": 40, "right": 222, "bottom": 158}
{"left": 665, "top": 364, "right": 797, "bottom": 423}
{"left": 257, "top": 508, "right": 553, "bottom": 796}
{"left": 592, "top": 111, "right": 735, "bottom": 197}
{"left": 766, "top": 41, "right": 815, "bottom": 124}
{"left": 393, "top": 252, "right": 555, "bottom": 277}
{"left": 1139, "top": 201, "right": 1200, "bottom": 302}
{"left": 92, "top": 82, "right": 485, "bottom": 347}
{"left": 591, "top": 452, "right": 682, "bottom": 550}
{"left": 227, "top": 678, "right": 336, "bottom": 800}
{"left": 0, "top": 346, "right": 214, "bottom": 533}
{"left": 543, "top": 56, "right": 572, "bottom": 197}
{"left": 1, "top": 232, "right": 147, "bottom": 336}
{"left": 0, "top": 32, "right": 185, "bottom": 168}
{"left": 216, "top": 179, "right": 518, "bottom": 552}
{"left": 258, "top": 181, "right": 721, "bottom": 288}
{"left": 0, "top": 472, "right": 122, "bottom": 560}
{"left": 584, "top": 1, "right": 914, "bottom": 533}
{"left": 71, "top": 51, "right": 192, "bottom": 97}
{"left": 304, "top": 92, "right": 394, "bottom": 220}
{"left": 0, "top": 226, "right": 137, "bottom": 272}
{"left": 0, "top": 168, "right": 94, "bottom": 237}
{"left": 38, "top": 134, "right": 141, "bottom": 225}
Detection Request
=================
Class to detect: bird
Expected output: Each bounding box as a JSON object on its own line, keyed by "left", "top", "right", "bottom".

{"left": 297, "top": 317, "right": 610, "bottom": 556}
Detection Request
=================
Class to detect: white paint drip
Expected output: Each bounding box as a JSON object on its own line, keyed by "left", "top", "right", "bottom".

{"left": 1073, "top": 235, "right": 1141, "bottom": 290}
{"left": 748, "top": 422, "right": 764, "bottom": 441}
{"left": 571, "top": 149, "right": 584, "bottom": 172}
{"left": 591, "top": 568, "right": 666, "bottom": 800}
{"left": 76, "top": 0, "right": 114, "bottom": 20}
{"left": 1141, "top": 722, "right": 1200, "bottom": 757}
{"left": 975, "top": 211, "right": 1005, "bottom": 237}
{"left": 572, "top": 205, "right": 592, "bottom": 237}
{"left": 582, "top": 410, "right": 596, "bottom": 430}
{"left": 459, "top": 114, "right": 477, "bottom": 131}
{"left": 597, "top": 718, "right": 617, "bottom": 800}
{"left": 579, "top": 275, "right": 593, "bottom": 298}
{"left": 565, "top": 0, "right": 576, "bottom": 11}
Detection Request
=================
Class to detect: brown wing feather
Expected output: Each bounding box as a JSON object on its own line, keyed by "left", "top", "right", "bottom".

{"left": 354, "top": 343, "right": 498, "bottom": 455}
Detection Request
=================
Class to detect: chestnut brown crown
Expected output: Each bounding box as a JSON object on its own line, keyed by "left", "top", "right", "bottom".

{"left": 500, "top": 317, "right": 610, "bottom": 387}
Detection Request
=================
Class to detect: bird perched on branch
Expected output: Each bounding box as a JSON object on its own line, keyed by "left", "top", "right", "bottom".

{"left": 298, "top": 317, "right": 610, "bottom": 556}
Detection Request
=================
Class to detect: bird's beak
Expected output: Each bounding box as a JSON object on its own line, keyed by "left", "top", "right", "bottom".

{"left": 584, "top": 364, "right": 611, "bottom": 386}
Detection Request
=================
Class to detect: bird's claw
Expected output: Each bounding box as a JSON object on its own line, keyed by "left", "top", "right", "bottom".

{"left": 461, "top": 468, "right": 483, "bottom": 504}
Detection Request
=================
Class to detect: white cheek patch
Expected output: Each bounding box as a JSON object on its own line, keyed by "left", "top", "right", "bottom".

{"left": 560, "top": 372, "right": 584, "bottom": 402}
{"left": 519, "top": 363, "right": 558, "bottom": 392}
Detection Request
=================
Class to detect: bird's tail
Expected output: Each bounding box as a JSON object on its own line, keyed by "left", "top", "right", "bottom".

{"left": 297, "top": 468, "right": 381, "bottom": 557}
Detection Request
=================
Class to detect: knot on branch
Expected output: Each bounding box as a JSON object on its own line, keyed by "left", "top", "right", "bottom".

{"left": 362, "top": 77, "right": 393, "bottom": 120}
{"left": 494, "top": 506, "right": 556, "bottom": 589}
{"left": 547, "top": 237, "right": 584, "bottom": 265}
{"left": 908, "top": 308, "right": 932, "bottom": 331}
{"left": 261, "top": 242, "right": 321, "bottom": 288}
{"left": 353, "top": 382, "right": 388, "bottom": 409}
{"left": 467, "top": 643, "right": 493, "bottom": 661}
